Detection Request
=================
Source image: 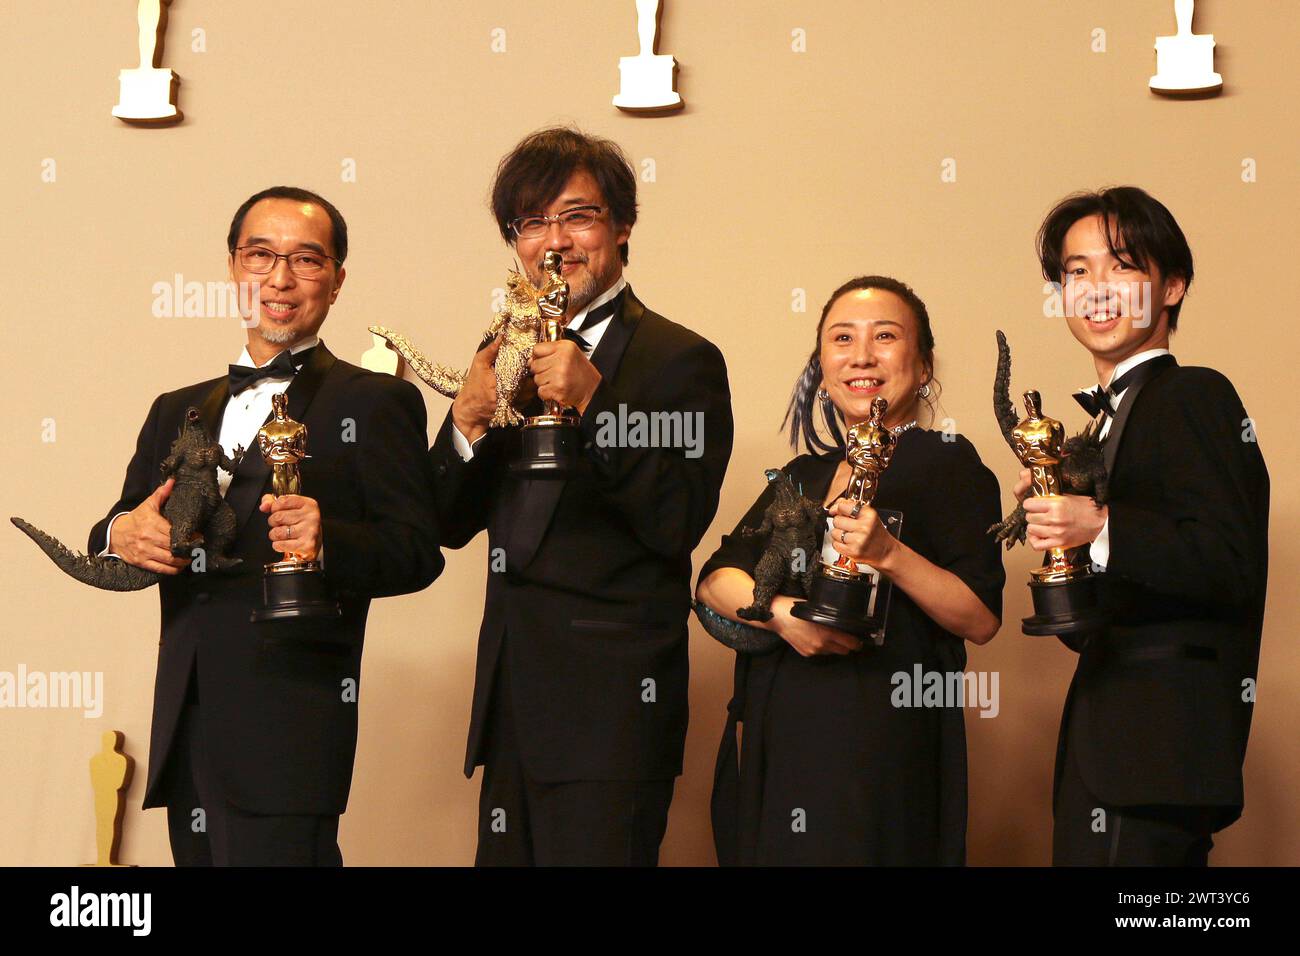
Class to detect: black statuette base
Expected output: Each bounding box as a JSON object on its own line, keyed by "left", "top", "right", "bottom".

{"left": 510, "top": 422, "right": 581, "bottom": 479}
{"left": 789, "top": 571, "right": 877, "bottom": 639}
{"left": 1022, "top": 573, "right": 1107, "bottom": 637}
{"left": 252, "top": 563, "right": 341, "bottom": 623}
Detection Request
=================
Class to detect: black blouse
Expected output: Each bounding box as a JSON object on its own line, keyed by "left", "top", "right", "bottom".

{"left": 698, "top": 428, "right": 1005, "bottom": 865}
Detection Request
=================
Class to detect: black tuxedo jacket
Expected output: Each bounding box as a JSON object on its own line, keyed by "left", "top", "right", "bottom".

{"left": 89, "top": 342, "right": 443, "bottom": 815}
{"left": 1058, "top": 359, "right": 1269, "bottom": 821}
{"left": 431, "top": 286, "right": 733, "bottom": 782}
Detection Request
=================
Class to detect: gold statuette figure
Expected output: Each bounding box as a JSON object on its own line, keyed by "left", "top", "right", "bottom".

{"left": 511, "top": 250, "right": 583, "bottom": 477}
{"left": 791, "top": 396, "right": 897, "bottom": 637}
{"left": 251, "top": 392, "right": 340, "bottom": 622}
{"left": 1012, "top": 390, "right": 1088, "bottom": 585}
{"left": 1008, "top": 389, "right": 1106, "bottom": 637}
{"left": 258, "top": 392, "right": 308, "bottom": 556}
{"left": 832, "top": 400, "right": 897, "bottom": 572}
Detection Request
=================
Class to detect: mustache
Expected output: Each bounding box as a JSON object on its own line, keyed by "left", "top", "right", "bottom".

{"left": 534, "top": 254, "right": 587, "bottom": 272}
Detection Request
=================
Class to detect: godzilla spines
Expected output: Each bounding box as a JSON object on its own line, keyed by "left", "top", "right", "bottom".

{"left": 367, "top": 325, "right": 468, "bottom": 399}
{"left": 10, "top": 517, "right": 158, "bottom": 592}
{"left": 993, "top": 330, "right": 1019, "bottom": 452}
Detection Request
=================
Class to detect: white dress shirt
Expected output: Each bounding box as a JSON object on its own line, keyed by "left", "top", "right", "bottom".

{"left": 451, "top": 276, "right": 628, "bottom": 462}
{"left": 100, "top": 336, "right": 320, "bottom": 557}
{"left": 1085, "top": 348, "right": 1171, "bottom": 570}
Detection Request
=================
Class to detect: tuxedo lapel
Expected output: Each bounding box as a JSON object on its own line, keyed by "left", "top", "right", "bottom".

{"left": 588, "top": 286, "right": 642, "bottom": 382}
{"left": 503, "top": 288, "right": 644, "bottom": 570}
{"left": 1103, "top": 354, "right": 1178, "bottom": 476}
{"left": 198, "top": 378, "right": 230, "bottom": 438}
{"left": 225, "top": 342, "right": 338, "bottom": 532}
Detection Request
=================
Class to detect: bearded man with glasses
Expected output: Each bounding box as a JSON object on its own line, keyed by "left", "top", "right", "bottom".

{"left": 90, "top": 185, "right": 443, "bottom": 865}
{"left": 430, "top": 127, "right": 734, "bottom": 866}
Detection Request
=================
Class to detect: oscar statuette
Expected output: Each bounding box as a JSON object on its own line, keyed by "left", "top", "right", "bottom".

{"left": 1010, "top": 390, "right": 1107, "bottom": 637}
{"left": 250, "top": 393, "right": 341, "bottom": 623}
{"left": 510, "top": 250, "right": 583, "bottom": 478}
{"left": 790, "top": 397, "right": 896, "bottom": 638}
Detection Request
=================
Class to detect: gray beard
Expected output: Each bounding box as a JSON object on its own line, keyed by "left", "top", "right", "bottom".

{"left": 257, "top": 323, "right": 299, "bottom": 346}
{"left": 566, "top": 272, "right": 600, "bottom": 314}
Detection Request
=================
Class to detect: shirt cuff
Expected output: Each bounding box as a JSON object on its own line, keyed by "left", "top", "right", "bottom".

{"left": 450, "top": 422, "right": 484, "bottom": 462}
{"left": 99, "top": 512, "right": 129, "bottom": 558}
{"left": 1088, "top": 514, "right": 1111, "bottom": 571}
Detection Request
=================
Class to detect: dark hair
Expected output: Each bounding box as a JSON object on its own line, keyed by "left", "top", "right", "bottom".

{"left": 226, "top": 186, "right": 349, "bottom": 263}
{"left": 1037, "top": 186, "right": 1193, "bottom": 330}
{"left": 490, "top": 126, "right": 638, "bottom": 265}
{"left": 784, "top": 276, "right": 940, "bottom": 455}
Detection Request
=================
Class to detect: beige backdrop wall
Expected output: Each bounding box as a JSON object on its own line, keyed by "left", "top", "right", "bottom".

{"left": 2, "top": 0, "right": 1296, "bottom": 866}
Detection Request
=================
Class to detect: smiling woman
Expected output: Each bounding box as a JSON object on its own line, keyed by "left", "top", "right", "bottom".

{"left": 694, "top": 275, "right": 1005, "bottom": 866}
{"left": 785, "top": 276, "right": 940, "bottom": 455}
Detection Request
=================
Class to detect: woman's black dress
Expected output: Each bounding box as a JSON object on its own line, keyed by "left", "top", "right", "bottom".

{"left": 699, "top": 429, "right": 1005, "bottom": 865}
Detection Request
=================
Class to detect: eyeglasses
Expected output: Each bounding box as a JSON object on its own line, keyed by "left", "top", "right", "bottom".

{"left": 509, "top": 205, "right": 606, "bottom": 240}
{"left": 233, "top": 245, "right": 341, "bottom": 279}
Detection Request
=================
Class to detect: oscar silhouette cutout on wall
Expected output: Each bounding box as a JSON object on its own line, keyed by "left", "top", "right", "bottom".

{"left": 613, "top": 0, "right": 683, "bottom": 113}
{"left": 1150, "top": 0, "right": 1223, "bottom": 95}
{"left": 113, "top": 0, "right": 183, "bottom": 124}
{"left": 86, "top": 731, "right": 134, "bottom": 867}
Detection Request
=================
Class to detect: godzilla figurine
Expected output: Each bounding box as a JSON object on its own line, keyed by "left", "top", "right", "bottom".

{"left": 691, "top": 468, "right": 823, "bottom": 655}
{"left": 368, "top": 253, "right": 567, "bottom": 428}
{"left": 11, "top": 407, "right": 244, "bottom": 591}
{"left": 987, "top": 330, "right": 1109, "bottom": 547}
{"left": 735, "top": 467, "right": 824, "bottom": 621}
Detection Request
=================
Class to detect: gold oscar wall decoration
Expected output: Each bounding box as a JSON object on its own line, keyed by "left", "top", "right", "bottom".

{"left": 113, "top": 0, "right": 183, "bottom": 125}
{"left": 86, "top": 731, "right": 134, "bottom": 867}
{"left": 613, "top": 0, "right": 683, "bottom": 113}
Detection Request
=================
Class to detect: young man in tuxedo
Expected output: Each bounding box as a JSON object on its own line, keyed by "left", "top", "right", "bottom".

{"left": 93, "top": 186, "right": 443, "bottom": 865}
{"left": 431, "top": 127, "right": 734, "bottom": 865}
{"left": 1016, "top": 186, "right": 1269, "bottom": 866}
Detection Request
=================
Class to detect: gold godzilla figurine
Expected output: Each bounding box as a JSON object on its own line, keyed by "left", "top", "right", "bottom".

{"left": 370, "top": 260, "right": 557, "bottom": 428}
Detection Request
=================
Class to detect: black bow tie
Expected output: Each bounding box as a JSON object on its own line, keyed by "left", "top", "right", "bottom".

{"left": 562, "top": 327, "right": 593, "bottom": 353}
{"left": 563, "top": 293, "right": 622, "bottom": 354}
{"left": 1072, "top": 355, "right": 1174, "bottom": 420}
{"left": 228, "top": 347, "right": 313, "bottom": 395}
{"left": 1072, "top": 386, "right": 1115, "bottom": 419}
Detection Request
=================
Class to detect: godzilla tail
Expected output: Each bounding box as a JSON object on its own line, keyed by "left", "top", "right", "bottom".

{"left": 10, "top": 517, "right": 158, "bottom": 592}
{"left": 367, "top": 326, "right": 467, "bottom": 399}
{"left": 691, "top": 600, "right": 781, "bottom": 655}
{"left": 993, "top": 330, "right": 1019, "bottom": 453}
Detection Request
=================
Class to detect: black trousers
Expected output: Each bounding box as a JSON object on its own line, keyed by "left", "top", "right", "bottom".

{"left": 475, "top": 654, "right": 675, "bottom": 867}
{"left": 161, "top": 692, "right": 342, "bottom": 867}
{"left": 1052, "top": 713, "right": 1216, "bottom": 867}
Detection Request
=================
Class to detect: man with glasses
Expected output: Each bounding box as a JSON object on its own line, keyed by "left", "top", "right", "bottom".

{"left": 91, "top": 186, "right": 443, "bottom": 865}
{"left": 430, "top": 127, "right": 734, "bottom": 865}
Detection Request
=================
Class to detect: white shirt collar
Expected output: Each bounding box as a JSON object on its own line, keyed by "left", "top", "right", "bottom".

{"left": 1080, "top": 347, "right": 1172, "bottom": 395}
{"left": 1102, "top": 348, "right": 1175, "bottom": 395}
{"left": 235, "top": 335, "right": 321, "bottom": 369}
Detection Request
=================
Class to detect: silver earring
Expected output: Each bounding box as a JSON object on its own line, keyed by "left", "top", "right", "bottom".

{"left": 817, "top": 388, "right": 830, "bottom": 402}
{"left": 918, "top": 383, "right": 931, "bottom": 398}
